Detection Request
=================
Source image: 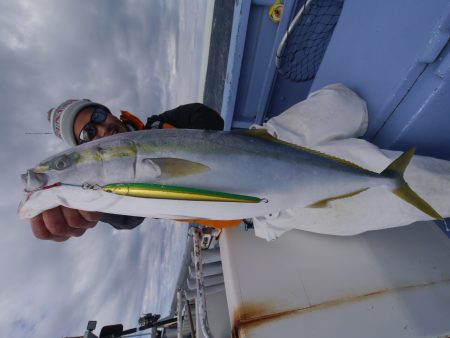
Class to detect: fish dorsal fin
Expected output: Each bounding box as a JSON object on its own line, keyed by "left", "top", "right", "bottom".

{"left": 142, "top": 158, "right": 210, "bottom": 179}
{"left": 240, "top": 129, "right": 372, "bottom": 173}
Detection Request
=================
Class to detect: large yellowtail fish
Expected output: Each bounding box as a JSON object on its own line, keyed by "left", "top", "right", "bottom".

{"left": 18, "top": 129, "right": 444, "bottom": 223}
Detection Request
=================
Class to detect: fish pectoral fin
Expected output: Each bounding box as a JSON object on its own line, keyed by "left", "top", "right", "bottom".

{"left": 142, "top": 158, "right": 210, "bottom": 179}
{"left": 307, "top": 188, "right": 369, "bottom": 208}
{"left": 141, "top": 159, "right": 162, "bottom": 178}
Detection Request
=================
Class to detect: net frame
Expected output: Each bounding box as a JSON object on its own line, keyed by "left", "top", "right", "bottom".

{"left": 276, "top": 0, "right": 344, "bottom": 82}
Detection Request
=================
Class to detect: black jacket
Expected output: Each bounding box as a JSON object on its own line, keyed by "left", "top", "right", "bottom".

{"left": 101, "top": 103, "right": 224, "bottom": 229}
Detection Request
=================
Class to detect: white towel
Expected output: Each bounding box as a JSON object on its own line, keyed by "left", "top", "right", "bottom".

{"left": 251, "top": 84, "right": 450, "bottom": 240}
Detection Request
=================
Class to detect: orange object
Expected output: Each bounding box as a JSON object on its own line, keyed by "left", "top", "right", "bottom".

{"left": 120, "top": 110, "right": 175, "bottom": 130}
{"left": 161, "top": 122, "right": 175, "bottom": 129}
{"left": 177, "top": 219, "right": 242, "bottom": 229}
{"left": 120, "top": 110, "right": 145, "bottom": 130}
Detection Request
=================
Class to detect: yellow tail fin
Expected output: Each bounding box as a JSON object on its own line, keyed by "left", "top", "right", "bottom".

{"left": 383, "top": 147, "right": 444, "bottom": 221}
{"left": 392, "top": 186, "right": 443, "bottom": 221}
{"left": 382, "top": 147, "right": 416, "bottom": 177}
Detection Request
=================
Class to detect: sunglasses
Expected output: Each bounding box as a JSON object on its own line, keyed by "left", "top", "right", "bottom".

{"left": 78, "top": 108, "right": 111, "bottom": 144}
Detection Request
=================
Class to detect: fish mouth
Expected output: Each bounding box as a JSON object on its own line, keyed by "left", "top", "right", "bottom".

{"left": 21, "top": 170, "right": 49, "bottom": 192}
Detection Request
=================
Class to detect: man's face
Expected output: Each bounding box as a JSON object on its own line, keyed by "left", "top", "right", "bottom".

{"left": 73, "top": 107, "right": 128, "bottom": 144}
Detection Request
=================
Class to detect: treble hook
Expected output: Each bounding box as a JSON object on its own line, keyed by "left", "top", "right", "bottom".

{"left": 81, "top": 183, "right": 102, "bottom": 190}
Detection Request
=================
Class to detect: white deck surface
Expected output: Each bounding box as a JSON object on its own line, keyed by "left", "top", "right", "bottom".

{"left": 220, "top": 222, "right": 450, "bottom": 337}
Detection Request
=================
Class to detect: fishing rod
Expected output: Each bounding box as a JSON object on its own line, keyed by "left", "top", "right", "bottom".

{"left": 24, "top": 132, "right": 52, "bottom": 134}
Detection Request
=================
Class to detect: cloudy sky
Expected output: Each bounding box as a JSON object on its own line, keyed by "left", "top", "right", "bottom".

{"left": 0, "top": 1, "right": 211, "bottom": 336}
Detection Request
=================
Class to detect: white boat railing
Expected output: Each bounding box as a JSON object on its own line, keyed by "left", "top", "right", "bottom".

{"left": 190, "top": 227, "right": 214, "bottom": 338}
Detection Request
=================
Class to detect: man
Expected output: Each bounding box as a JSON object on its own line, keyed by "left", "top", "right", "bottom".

{"left": 31, "top": 99, "right": 224, "bottom": 241}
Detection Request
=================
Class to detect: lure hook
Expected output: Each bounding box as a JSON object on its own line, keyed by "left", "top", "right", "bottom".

{"left": 81, "top": 183, "right": 102, "bottom": 190}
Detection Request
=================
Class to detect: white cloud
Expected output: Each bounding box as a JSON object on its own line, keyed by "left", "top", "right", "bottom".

{"left": 0, "top": 217, "right": 189, "bottom": 337}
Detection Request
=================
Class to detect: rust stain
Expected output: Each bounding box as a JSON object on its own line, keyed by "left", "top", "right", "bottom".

{"left": 232, "top": 303, "right": 299, "bottom": 338}
{"left": 234, "top": 302, "right": 275, "bottom": 322}
{"left": 231, "top": 278, "right": 450, "bottom": 337}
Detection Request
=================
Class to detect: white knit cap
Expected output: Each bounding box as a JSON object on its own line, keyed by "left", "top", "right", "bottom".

{"left": 48, "top": 99, "right": 106, "bottom": 146}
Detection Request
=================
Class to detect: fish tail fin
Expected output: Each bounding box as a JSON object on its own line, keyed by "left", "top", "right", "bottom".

{"left": 382, "top": 146, "right": 415, "bottom": 177}
{"left": 383, "top": 147, "right": 444, "bottom": 221}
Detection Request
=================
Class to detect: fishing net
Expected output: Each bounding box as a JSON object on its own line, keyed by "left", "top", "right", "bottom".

{"left": 275, "top": 0, "right": 344, "bottom": 82}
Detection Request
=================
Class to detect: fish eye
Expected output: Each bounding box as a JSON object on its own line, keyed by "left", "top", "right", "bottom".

{"left": 53, "top": 156, "right": 69, "bottom": 170}
{"left": 50, "top": 152, "right": 80, "bottom": 171}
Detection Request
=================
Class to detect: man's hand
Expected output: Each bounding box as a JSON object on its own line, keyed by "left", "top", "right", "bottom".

{"left": 30, "top": 206, "right": 102, "bottom": 242}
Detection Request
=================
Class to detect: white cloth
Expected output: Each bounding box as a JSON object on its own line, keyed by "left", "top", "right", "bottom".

{"left": 252, "top": 83, "right": 450, "bottom": 240}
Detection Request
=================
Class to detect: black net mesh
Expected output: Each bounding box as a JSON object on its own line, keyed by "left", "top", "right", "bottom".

{"left": 276, "top": 0, "right": 344, "bottom": 82}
